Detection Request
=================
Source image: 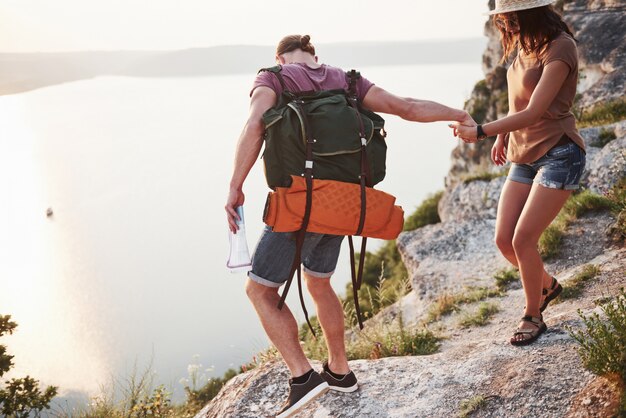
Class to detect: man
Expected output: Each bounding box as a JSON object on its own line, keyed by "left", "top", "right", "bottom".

{"left": 225, "top": 34, "right": 474, "bottom": 417}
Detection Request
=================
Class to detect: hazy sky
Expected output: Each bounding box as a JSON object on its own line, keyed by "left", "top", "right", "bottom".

{"left": 0, "top": 0, "right": 489, "bottom": 52}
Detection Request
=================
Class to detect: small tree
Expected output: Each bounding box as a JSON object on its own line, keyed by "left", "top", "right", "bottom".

{"left": 0, "top": 314, "right": 58, "bottom": 418}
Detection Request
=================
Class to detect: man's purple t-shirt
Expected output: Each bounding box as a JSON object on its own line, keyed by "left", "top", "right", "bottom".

{"left": 251, "top": 63, "right": 374, "bottom": 101}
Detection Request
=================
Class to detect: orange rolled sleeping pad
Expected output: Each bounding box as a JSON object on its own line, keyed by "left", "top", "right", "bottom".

{"left": 263, "top": 175, "right": 404, "bottom": 240}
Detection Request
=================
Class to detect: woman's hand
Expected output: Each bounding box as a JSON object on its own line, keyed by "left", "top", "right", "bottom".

{"left": 448, "top": 112, "right": 478, "bottom": 143}
{"left": 457, "top": 124, "right": 479, "bottom": 143}
{"left": 491, "top": 133, "right": 509, "bottom": 166}
{"left": 449, "top": 119, "right": 479, "bottom": 143}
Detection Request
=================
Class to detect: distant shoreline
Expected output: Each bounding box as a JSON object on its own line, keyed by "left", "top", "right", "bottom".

{"left": 0, "top": 39, "right": 486, "bottom": 96}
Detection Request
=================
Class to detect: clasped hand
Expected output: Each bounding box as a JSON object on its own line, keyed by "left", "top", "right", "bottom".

{"left": 448, "top": 117, "right": 479, "bottom": 143}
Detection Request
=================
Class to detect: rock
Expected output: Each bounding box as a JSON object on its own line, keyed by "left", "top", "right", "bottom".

{"left": 584, "top": 134, "right": 626, "bottom": 194}
{"left": 397, "top": 217, "right": 509, "bottom": 299}
{"left": 565, "top": 0, "right": 626, "bottom": 108}
{"left": 438, "top": 176, "right": 505, "bottom": 222}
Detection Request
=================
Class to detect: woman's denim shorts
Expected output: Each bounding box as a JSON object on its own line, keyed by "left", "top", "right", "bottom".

{"left": 508, "top": 142, "right": 586, "bottom": 190}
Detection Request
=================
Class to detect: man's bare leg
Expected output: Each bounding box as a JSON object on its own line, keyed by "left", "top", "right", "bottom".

{"left": 305, "top": 274, "right": 350, "bottom": 374}
{"left": 245, "top": 278, "right": 311, "bottom": 377}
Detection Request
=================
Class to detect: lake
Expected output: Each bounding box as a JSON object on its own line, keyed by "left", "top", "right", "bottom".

{"left": 0, "top": 62, "right": 482, "bottom": 402}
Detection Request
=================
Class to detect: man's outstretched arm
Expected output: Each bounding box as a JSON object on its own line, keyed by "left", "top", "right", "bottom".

{"left": 226, "top": 86, "right": 277, "bottom": 232}
{"left": 362, "top": 86, "right": 473, "bottom": 124}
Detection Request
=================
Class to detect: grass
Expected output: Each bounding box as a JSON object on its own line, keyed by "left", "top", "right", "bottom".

{"left": 403, "top": 191, "right": 443, "bottom": 231}
{"left": 426, "top": 287, "right": 502, "bottom": 323}
{"left": 493, "top": 268, "right": 520, "bottom": 291}
{"left": 556, "top": 264, "right": 601, "bottom": 302}
{"left": 346, "top": 315, "right": 440, "bottom": 360}
{"left": 458, "top": 302, "right": 501, "bottom": 328}
{"left": 576, "top": 97, "right": 626, "bottom": 128}
{"left": 539, "top": 189, "right": 614, "bottom": 259}
{"left": 462, "top": 170, "right": 507, "bottom": 185}
{"left": 458, "top": 395, "right": 488, "bottom": 418}
{"left": 568, "top": 288, "right": 626, "bottom": 414}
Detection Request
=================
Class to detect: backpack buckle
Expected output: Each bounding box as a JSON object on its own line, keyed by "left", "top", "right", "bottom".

{"left": 361, "top": 137, "right": 367, "bottom": 146}
{"left": 305, "top": 160, "right": 313, "bottom": 169}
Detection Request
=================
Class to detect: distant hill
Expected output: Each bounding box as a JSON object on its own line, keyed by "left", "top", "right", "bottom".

{"left": 0, "top": 39, "right": 485, "bottom": 95}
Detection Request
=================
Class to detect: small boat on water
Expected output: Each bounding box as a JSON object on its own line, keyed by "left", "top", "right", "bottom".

{"left": 46, "top": 207, "right": 53, "bottom": 217}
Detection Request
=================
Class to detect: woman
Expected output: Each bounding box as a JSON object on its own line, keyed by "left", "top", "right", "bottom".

{"left": 451, "top": 0, "right": 586, "bottom": 346}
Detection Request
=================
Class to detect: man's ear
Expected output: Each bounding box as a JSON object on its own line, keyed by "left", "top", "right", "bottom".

{"left": 314, "top": 55, "right": 318, "bottom": 63}
{"left": 276, "top": 55, "right": 285, "bottom": 65}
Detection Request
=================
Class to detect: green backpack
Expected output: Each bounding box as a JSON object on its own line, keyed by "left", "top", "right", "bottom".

{"left": 260, "top": 66, "right": 387, "bottom": 189}
{"left": 259, "top": 66, "right": 389, "bottom": 332}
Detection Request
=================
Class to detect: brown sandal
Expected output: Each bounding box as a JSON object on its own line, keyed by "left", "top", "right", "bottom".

{"left": 510, "top": 315, "right": 547, "bottom": 346}
{"left": 540, "top": 277, "right": 562, "bottom": 313}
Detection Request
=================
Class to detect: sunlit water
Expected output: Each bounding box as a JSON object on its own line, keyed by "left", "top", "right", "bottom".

{"left": 0, "top": 62, "right": 482, "bottom": 404}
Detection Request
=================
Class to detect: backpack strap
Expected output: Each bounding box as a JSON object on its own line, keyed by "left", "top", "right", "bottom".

{"left": 346, "top": 69, "right": 370, "bottom": 330}
{"left": 347, "top": 69, "right": 361, "bottom": 99}
{"left": 348, "top": 236, "right": 367, "bottom": 330}
{"left": 259, "top": 65, "right": 291, "bottom": 95}
{"left": 277, "top": 98, "right": 316, "bottom": 335}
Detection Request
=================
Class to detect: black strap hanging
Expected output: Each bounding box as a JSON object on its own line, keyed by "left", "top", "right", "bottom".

{"left": 345, "top": 69, "right": 373, "bottom": 330}
{"left": 276, "top": 96, "right": 316, "bottom": 335}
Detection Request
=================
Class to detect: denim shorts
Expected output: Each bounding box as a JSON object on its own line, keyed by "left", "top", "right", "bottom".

{"left": 508, "top": 142, "right": 586, "bottom": 190}
{"left": 248, "top": 226, "right": 344, "bottom": 288}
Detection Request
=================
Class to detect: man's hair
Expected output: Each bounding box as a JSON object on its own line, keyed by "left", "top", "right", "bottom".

{"left": 276, "top": 34, "right": 316, "bottom": 56}
{"left": 495, "top": 5, "right": 576, "bottom": 63}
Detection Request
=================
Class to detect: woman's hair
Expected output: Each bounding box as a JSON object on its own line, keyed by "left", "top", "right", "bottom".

{"left": 496, "top": 5, "right": 576, "bottom": 63}
{"left": 276, "top": 34, "right": 316, "bottom": 56}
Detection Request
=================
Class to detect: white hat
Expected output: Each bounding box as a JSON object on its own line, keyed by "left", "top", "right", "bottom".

{"left": 487, "top": 0, "right": 556, "bottom": 15}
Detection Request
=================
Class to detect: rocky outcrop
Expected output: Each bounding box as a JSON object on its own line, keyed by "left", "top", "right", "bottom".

{"left": 565, "top": 0, "right": 626, "bottom": 108}
{"left": 196, "top": 248, "right": 625, "bottom": 418}
{"left": 446, "top": 0, "right": 626, "bottom": 186}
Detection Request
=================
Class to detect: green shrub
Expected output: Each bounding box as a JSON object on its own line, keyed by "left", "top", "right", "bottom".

{"left": 0, "top": 315, "right": 58, "bottom": 418}
{"left": 458, "top": 302, "right": 500, "bottom": 328}
{"left": 493, "top": 268, "right": 520, "bottom": 291}
{"left": 568, "top": 288, "right": 626, "bottom": 413}
{"left": 557, "top": 264, "right": 601, "bottom": 301}
{"left": 577, "top": 97, "right": 626, "bottom": 128}
{"left": 592, "top": 128, "right": 617, "bottom": 147}
{"left": 404, "top": 191, "right": 443, "bottom": 231}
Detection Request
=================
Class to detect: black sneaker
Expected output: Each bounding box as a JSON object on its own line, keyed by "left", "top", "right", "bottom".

{"left": 275, "top": 371, "right": 329, "bottom": 418}
{"left": 320, "top": 361, "right": 358, "bottom": 393}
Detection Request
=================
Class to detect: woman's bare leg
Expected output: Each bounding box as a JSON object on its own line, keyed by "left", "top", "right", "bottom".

{"left": 511, "top": 184, "right": 572, "bottom": 341}
{"left": 495, "top": 180, "right": 555, "bottom": 289}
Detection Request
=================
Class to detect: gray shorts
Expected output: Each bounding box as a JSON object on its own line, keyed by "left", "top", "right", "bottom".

{"left": 508, "top": 142, "right": 586, "bottom": 190}
{"left": 248, "top": 226, "right": 344, "bottom": 288}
